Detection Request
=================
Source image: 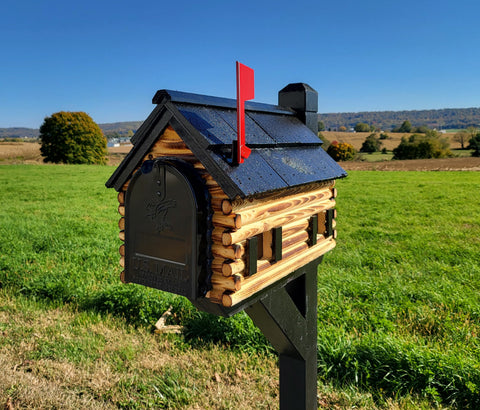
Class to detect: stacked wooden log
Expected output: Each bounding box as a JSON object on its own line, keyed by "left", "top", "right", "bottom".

{"left": 116, "top": 125, "right": 338, "bottom": 308}
{"left": 117, "top": 190, "right": 126, "bottom": 283}
{"left": 208, "top": 183, "right": 337, "bottom": 307}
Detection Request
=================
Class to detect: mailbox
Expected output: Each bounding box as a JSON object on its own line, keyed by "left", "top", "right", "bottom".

{"left": 106, "top": 83, "right": 346, "bottom": 316}
{"left": 124, "top": 158, "right": 211, "bottom": 301}
{"left": 107, "top": 81, "right": 347, "bottom": 408}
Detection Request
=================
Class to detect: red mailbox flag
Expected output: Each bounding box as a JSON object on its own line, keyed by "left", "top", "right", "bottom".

{"left": 236, "top": 61, "right": 254, "bottom": 164}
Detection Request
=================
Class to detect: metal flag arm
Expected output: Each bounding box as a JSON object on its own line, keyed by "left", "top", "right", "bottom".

{"left": 236, "top": 61, "right": 254, "bottom": 164}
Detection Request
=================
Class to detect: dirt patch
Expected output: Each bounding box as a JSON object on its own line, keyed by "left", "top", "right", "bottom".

{"left": 340, "top": 156, "right": 480, "bottom": 171}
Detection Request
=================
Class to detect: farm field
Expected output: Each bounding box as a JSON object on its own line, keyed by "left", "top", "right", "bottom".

{"left": 2, "top": 140, "right": 480, "bottom": 171}
{"left": 1, "top": 165, "right": 479, "bottom": 408}
{"left": 320, "top": 131, "right": 464, "bottom": 152}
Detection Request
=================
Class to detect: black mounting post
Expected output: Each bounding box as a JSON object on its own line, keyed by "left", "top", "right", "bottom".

{"left": 245, "top": 259, "right": 320, "bottom": 409}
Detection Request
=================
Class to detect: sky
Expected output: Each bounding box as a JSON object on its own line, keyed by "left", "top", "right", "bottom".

{"left": 2, "top": 0, "right": 480, "bottom": 128}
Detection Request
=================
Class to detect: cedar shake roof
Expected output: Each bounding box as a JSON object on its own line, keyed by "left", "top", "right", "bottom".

{"left": 106, "top": 89, "right": 347, "bottom": 198}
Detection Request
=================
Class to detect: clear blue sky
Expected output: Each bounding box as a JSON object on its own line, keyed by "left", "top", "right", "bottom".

{"left": 2, "top": 0, "right": 480, "bottom": 128}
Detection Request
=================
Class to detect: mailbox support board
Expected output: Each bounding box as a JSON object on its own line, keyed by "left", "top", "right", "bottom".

{"left": 246, "top": 259, "right": 319, "bottom": 409}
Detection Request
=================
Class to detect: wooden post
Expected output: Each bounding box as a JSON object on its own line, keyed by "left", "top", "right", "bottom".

{"left": 245, "top": 259, "right": 319, "bottom": 409}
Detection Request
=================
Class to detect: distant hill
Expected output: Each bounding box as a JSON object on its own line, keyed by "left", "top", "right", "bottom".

{"left": 3, "top": 107, "right": 480, "bottom": 139}
{"left": 0, "top": 127, "right": 40, "bottom": 139}
{"left": 319, "top": 107, "right": 480, "bottom": 131}
{"left": 0, "top": 121, "right": 144, "bottom": 139}
{"left": 98, "top": 121, "right": 143, "bottom": 136}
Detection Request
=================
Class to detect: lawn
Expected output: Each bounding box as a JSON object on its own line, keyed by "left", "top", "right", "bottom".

{"left": 1, "top": 165, "right": 479, "bottom": 408}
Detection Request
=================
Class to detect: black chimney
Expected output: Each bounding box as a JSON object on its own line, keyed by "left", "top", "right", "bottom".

{"left": 278, "top": 83, "right": 318, "bottom": 134}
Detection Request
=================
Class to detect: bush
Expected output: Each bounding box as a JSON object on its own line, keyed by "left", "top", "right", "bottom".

{"left": 354, "top": 122, "right": 372, "bottom": 132}
{"left": 40, "top": 111, "right": 107, "bottom": 164}
{"left": 319, "top": 132, "right": 331, "bottom": 151}
{"left": 360, "top": 133, "right": 382, "bottom": 153}
{"left": 414, "top": 125, "right": 431, "bottom": 133}
{"left": 393, "top": 131, "right": 451, "bottom": 160}
{"left": 327, "top": 141, "right": 356, "bottom": 161}
{"left": 468, "top": 134, "right": 480, "bottom": 157}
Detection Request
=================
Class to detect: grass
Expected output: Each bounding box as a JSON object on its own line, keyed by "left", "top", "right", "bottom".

{"left": 319, "top": 171, "right": 480, "bottom": 407}
{"left": 1, "top": 165, "right": 480, "bottom": 408}
{"left": 357, "top": 151, "right": 394, "bottom": 162}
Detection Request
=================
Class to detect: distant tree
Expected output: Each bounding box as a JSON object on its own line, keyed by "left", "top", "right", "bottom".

{"left": 393, "top": 130, "right": 451, "bottom": 160}
{"left": 40, "top": 111, "right": 107, "bottom": 164}
{"left": 327, "top": 141, "right": 356, "bottom": 161}
{"left": 318, "top": 121, "right": 325, "bottom": 132}
{"left": 339, "top": 126, "right": 347, "bottom": 132}
{"left": 455, "top": 127, "right": 478, "bottom": 149}
{"left": 106, "top": 132, "right": 121, "bottom": 140}
{"left": 467, "top": 133, "right": 480, "bottom": 156}
{"left": 413, "top": 125, "right": 430, "bottom": 133}
{"left": 354, "top": 122, "right": 372, "bottom": 132}
{"left": 398, "top": 120, "right": 413, "bottom": 133}
{"left": 360, "top": 133, "right": 382, "bottom": 153}
{"left": 379, "top": 132, "right": 389, "bottom": 140}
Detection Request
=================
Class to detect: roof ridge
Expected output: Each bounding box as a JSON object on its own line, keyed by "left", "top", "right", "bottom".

{"left": 152, "top": 89, "right": 295, "bottom": 115}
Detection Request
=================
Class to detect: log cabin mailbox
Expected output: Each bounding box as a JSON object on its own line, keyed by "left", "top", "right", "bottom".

{"left": 106, "top": 82, "right": 346, "bottom": 409}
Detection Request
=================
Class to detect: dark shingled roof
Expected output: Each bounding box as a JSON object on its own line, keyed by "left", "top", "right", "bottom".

{"left": 106, "top": 89, "right": 346, "bottom": 198}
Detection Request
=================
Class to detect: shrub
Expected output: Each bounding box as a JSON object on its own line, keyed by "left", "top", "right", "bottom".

{"left": 468, "top": 134, "right": 480, "bottom": 157}
{"left": 393, "top": 131, "right": 451, "bottom": 160}
{"left": 327, "top": 141, "right": 356, "bottom": 161}
{"left": 319, "top": 132, "right": 331, "bottom": 150}
{"left": 414, "top": 125, "right": 431, "bottom": 133}
{"left": 40, "top": 111, "right": 107, "bottom": 164}
{"left": 379, "top": 133, "right": 389, "bottom": 140}
{"left": 354, "top": 122, "right": 372, "bottom": 132}
{"left": 360, "top": 133, "right": 382, "bottom": 153}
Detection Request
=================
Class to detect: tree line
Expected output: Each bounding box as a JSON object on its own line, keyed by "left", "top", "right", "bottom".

{"left": 318, "top": 107, "right": 480, "bottom": 131}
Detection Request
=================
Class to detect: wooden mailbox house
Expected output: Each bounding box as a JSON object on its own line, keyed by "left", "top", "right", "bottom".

{"left": 106, "top": 83, "right": 347, "bottom": 317}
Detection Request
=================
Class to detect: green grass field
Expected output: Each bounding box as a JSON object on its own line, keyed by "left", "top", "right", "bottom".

{"left": 1, "top": 165, "right": 479, "bottom": 408}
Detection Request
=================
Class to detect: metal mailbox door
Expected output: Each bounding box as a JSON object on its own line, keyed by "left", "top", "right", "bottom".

{"left": 124, "top": 159, "right": 200, "bottom": 300}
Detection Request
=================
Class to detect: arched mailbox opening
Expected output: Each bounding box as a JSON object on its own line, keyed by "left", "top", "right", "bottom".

{"left": 125, "top": 158, "right": 211, "bottom": 302}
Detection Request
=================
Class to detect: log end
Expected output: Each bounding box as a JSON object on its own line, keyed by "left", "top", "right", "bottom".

{"left": 222, "top": 293, "right": 233, "bottom": 307}
{"left": 221, "top": 199, "right": 233, "bottom": 215}
{"left": 222, "top": 263, "right": 232, "bottom": 277}
{"left": 222, "top": 233, "right": 233, "bottom": 246}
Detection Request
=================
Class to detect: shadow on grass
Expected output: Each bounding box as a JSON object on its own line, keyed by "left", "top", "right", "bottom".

{"left": 17, "top": 279, "right": 272, "bottom": 354}
{"left": 15, "top": 278, "right": 480, "bottom": 408}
